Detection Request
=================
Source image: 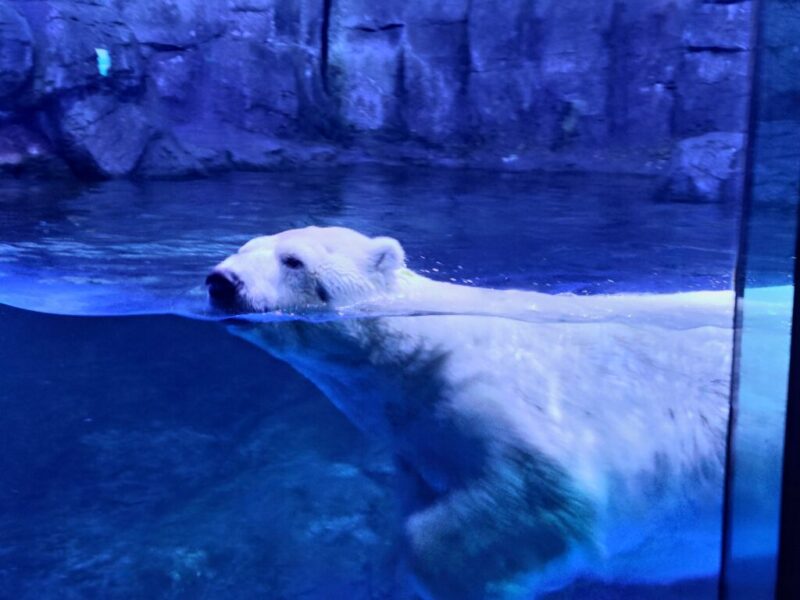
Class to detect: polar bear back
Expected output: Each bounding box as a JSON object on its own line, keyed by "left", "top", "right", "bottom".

{"left": 381, "top": 314, "right": 730, "bottom": 490}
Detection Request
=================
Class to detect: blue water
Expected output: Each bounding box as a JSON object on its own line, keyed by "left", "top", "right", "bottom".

{"left": 0, "top": 167, "right": 739, "bottom": 316}
{"left": 0, "top": 166, "right": 756, "bottom": 599}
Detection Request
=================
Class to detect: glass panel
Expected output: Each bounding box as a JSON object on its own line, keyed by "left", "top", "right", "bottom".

{"left": 723, "top": 0, "right": 800, "bottom": 597}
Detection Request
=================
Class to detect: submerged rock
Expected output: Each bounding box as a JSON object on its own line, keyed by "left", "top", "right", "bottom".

{"left": 666, "top": 131, "right": 746, "bottom": 202}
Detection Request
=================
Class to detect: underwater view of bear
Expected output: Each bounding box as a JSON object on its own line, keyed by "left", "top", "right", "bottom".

{"left": 0, "top": 169, "right": 790, "bottom": 599}
{"left": 207, "top": 225, "right": 736, "bottom": 599}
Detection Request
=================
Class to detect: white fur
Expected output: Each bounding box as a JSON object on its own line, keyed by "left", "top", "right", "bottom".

{"left": 211, "top": 226, "right": 737, "bottom": 599}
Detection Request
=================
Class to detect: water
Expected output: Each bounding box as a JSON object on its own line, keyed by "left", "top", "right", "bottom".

{"left": 0, "top": 167, "right": 739, "bottom": 315}
{"left": 0, "top": 166, "right": 775, "bottom": 599}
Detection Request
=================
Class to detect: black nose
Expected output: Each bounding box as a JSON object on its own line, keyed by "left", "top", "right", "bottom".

{"left": 206, "top": 271, "right": 240, "bottom": 306}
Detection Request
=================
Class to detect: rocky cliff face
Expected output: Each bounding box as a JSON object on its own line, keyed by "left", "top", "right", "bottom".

{"left": 0, "top": 0, "right": 755, "bottom": 198}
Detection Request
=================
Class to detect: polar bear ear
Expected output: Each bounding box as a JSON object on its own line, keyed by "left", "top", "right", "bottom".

{"left": 369, "top": 236, "right": 405, "bottom": 274}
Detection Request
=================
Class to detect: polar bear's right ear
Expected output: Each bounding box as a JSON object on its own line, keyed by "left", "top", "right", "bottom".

{"left": 369, "top": 236, "right": 405, "bottom": 274}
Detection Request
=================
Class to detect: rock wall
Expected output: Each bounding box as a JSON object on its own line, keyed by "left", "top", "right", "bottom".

{"left": 0, "top": 0, "right": 755, "bottom": 197}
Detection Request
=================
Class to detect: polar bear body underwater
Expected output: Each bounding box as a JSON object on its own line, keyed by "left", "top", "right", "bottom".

{"left": 207, "top": 226, "right": 734, "bottom": 599}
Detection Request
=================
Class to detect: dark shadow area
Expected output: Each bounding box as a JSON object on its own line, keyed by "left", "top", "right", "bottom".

{"left": 0, "top": 304, "right": 403, "bottom": 599}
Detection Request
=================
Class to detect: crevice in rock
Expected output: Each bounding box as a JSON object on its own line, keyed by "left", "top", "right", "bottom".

{"left": 143, "top": 41, "right": 194, "bottom": 52}
{"left": 349, "top": 23, "right": 405, "bottom": 33}
{"left": 320, "top": 0, "right": 333, "bottom": 94}
{"left": 230, "top": 5, "right": 272, "bottom": 13}
{"left": 456, "top": 0, "right": 474, "bottom": 142}
{"left": 685, "top": 45, "right": 746, "bottom": 54}
{"left": 391, "top": 47, "right": 408, "bottom": 136}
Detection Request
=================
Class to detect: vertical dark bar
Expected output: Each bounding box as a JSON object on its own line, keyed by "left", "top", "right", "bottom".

{"left": 320, "top": 0, "right": 333, "bottom": 94}
{"left": 776, "top": 188, "right": 800, "bottom": 598}
{"left": 717, "top": 0, "right": 763, "bottom": 597}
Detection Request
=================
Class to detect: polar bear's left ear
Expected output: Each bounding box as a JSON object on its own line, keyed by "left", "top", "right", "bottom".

{"left": 369, "top": 236, "right": 405, "bottom": 274}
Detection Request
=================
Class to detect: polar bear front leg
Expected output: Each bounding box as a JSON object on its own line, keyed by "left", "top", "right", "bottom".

{"left": 404, "top": 448, "right": 596, "bottom": 600}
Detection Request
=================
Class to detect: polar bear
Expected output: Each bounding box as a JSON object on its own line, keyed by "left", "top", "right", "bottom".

{"left": 206, "top": 226, "right": 734, "bottom": 599}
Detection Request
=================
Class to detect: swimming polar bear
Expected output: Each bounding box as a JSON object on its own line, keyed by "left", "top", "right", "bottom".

{"left": 206, "top": 226, "right": 734, "bottom": 599}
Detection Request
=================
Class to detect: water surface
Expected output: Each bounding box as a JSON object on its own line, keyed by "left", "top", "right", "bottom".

{"left": 0, "top": 167, "right": 739, "bottom": 316}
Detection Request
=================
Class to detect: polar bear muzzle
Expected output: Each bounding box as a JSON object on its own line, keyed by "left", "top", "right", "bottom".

{"left": 206, "top": 269, "right": 244, "bottom": 310}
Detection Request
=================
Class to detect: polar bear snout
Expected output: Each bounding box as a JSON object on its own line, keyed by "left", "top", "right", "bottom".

{"left": 206, "top": 269, "right": 243, "bottom": 310}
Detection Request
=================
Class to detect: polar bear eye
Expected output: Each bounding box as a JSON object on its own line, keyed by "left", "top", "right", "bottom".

{"left": 281, "top": 255, "right": 304, "bottom": 270}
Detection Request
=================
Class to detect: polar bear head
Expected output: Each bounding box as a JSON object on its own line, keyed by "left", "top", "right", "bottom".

{"left": 206, "top": 226, "right": 406, "bottom": 313}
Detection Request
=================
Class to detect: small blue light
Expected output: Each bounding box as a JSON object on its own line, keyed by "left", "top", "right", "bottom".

{"left": 95, "top": 48, "right": 111, "bottom": 77}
